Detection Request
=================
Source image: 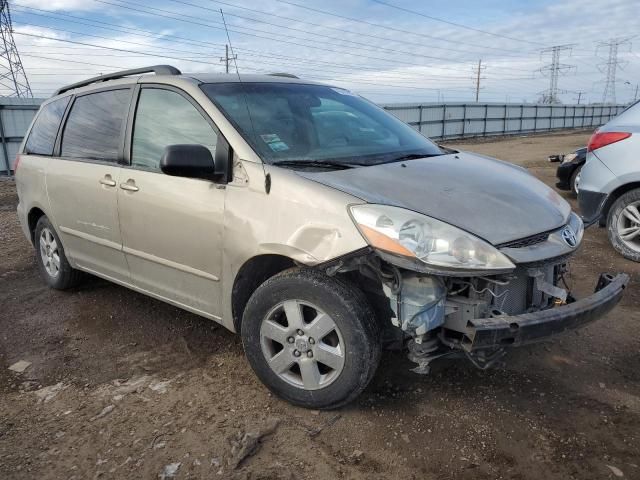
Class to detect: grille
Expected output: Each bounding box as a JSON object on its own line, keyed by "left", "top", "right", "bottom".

{"left": 497, "top": 231, "right": 552, "bottom": 249}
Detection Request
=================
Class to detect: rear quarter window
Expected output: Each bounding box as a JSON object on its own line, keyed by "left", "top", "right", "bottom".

{"left": 24, "top": 96, "right": 70, "bottom": 156}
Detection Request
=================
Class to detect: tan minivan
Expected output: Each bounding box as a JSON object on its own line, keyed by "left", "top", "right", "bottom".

{"left": 15, "top": 66, "right": 628, "bottom": 409}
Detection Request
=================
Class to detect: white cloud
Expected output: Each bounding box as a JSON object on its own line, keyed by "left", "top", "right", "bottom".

{"left": 14, "top": 0, "right": 102, "bottom": 11}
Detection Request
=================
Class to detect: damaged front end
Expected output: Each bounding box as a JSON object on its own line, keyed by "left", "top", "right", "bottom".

{"left": 388, "top": 260, "right": 627, "bottom": 374}
{"left": 324, "top": 207, "right": 629, "bottom": 374}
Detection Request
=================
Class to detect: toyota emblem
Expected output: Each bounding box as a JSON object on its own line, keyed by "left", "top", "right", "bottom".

{"left": 561, "top": 226, "right": 577, "bottom": 247}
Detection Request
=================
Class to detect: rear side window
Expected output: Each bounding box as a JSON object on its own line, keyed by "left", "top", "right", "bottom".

{"left": 24, "top": 96, "right": 70, "bottom": 155}
{"left": 61, "top": 89, "right": 130, "bottom": 162}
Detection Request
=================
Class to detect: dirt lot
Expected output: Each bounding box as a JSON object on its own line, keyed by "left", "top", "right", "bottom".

{"left": 1, "top": 130, "right": 639, "bottom": 480}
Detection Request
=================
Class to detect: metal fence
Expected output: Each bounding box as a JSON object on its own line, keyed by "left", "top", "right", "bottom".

{"left": 0, "top": 97, "right": 42, "bottom": 174}
{"left": 0, "top": 98, "right": 630, "bottom": 174}
{"left": 383, "top": 102, "right": 628, "bottom": 141}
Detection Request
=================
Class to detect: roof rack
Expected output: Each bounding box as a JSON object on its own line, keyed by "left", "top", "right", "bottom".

{"left": 53, "top": 65, "right": 182, "bottom": 96}
{"left": 267, "top": 72, "right": 299, "bottom": 79}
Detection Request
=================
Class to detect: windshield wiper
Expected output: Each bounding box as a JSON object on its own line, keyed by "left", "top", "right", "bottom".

{"left": 272, "top": 159, "right": 360, "bottom": 169}
{"left": 382, "top": 153, "right": 444, "bottom": 164}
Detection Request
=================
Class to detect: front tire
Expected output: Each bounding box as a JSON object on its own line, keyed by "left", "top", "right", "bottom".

{"left": 607, "top": 188, "right": 640, "bottom": 262}
{"left": 34, "top": 216, "right": 83, "bottom": 289}
{"left": 241, "top": 268, "right": 381, "bottom": 409}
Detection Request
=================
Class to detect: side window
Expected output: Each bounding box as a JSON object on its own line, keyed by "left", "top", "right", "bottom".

{"left": 131, "top": 88, "right": 218, "bottom": 170}
{"left": 61, "top": 89, "right": 130, "bottom": 162}
{"left": 24, "top": 96, "right": 70, "bottom": 156}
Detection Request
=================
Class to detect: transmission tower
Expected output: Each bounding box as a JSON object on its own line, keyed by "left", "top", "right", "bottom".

{"left": 0, "top": 0, "right": 32, "bottom": 97}
{"left": 597, "top": 38, "right": 631, "bottom": 105}
{"left": 538, "top": 44, "right": 575, "bottom": 104}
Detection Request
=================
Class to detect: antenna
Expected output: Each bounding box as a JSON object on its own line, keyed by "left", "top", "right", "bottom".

{"left": 219, "top": 9, "right": 267, "bottom": 185}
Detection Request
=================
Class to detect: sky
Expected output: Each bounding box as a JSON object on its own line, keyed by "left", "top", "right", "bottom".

{"left": 4, "top": 0, "right": 640, "bottom": 104}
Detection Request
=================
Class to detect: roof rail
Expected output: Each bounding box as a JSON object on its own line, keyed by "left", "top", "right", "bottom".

{"left": 53, "top": 65, "right": 182, "bottom": 96}
{"left": 267, "top": 72, "right": 299, "bottom": 79}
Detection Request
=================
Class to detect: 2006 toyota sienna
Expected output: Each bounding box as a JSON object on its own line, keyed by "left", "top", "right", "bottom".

{"left": 15, "top": 65, "right": 628, "bottom": 409}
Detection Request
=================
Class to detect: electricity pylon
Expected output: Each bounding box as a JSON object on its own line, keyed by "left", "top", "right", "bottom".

{"left": 0, "top": 0, "right": 32, "bottom": 98}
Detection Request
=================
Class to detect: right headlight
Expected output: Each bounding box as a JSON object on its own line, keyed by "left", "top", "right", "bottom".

{"left": 562, "top": 153, "right": 578, "bottom": 164}
{"left": 349, "top": 204, "right": 515, "bottom": 272}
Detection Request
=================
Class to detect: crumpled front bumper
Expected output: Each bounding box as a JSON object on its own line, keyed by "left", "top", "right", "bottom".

{"left": 461, "top": 273, "right": 629, "bottom": 352}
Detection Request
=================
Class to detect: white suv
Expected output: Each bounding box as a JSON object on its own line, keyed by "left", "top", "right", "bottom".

{"left": 579, "top": 101, "right": 640, "bottom": 261}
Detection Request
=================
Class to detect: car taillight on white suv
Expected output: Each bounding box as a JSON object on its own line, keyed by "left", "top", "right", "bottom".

{"left": 587, "top": 130, "right": 632, "bottom": 152}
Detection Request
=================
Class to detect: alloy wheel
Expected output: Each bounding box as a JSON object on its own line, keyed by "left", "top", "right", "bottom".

{"left": 616, "top": 201, "right": 640, "bottom": 253}
{"left": 259, "top": 300, "right": 345, "bottom": 390}
{"left": 39, "top": 227, "right": 60, "bottom": 278}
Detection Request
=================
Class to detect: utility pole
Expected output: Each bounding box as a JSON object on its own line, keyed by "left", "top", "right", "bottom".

{"left": 219, "top": 44, "right": 237, "bottom": 74}
{"left": 574, "top": 91, "right": 585, "bottom": 104}
{"left": 473, "top": 59, "right": 485, "bottom": 102}
{"left": 597, "top": 38, "right": 631, "bottom": 104}
{"left": 538, "top": 44, "right": 575, "bottom": 104}
{"left": 0, "top": 0, "right": 32, "bottom": 97}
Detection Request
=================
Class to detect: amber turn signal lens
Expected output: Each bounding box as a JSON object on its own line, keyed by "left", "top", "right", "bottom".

{"left": 358, "top": 224, "right": 416, "bottom": 258}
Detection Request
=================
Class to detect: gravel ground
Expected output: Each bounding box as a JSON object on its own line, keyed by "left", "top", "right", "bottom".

{"left": 1, "top": 130, "right": 639, "bottom": 480}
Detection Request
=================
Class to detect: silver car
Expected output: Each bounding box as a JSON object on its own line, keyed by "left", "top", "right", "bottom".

{"left": 579, "top": 101, "right": 640, "bottom": 261}
{"left": 15, "top": 65, "right": 628, "bottom": 409}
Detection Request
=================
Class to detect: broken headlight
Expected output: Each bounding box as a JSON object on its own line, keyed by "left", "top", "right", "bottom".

{"left": 350, "top": 204, "right": 515, "bottom": 271}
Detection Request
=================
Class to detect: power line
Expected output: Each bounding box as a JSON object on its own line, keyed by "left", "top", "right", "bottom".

{"left": 274, "top": 0, "right": 542, "bottom": 54}
{"left": 12, "top": 33, "right": 485, "bottom": 94}
{"left": 105, "top": 0, "right": 527, "bottom": 71}
{"left": 165, "top": 0, "right": 529, "bottom": 59}
{"left": 85, "top": 0, "right": 484, "bottom": 73}
{"left": 204, "top": 0, "right": 532, "bottom": 57}
{"left": 370, "top": 0, "right": 545, "bottom": 46}
{"left": 13, "top": 1, "right": 540, "bottom": 78}
{"left": 0, "top": 0, "right": 31, "bottom": 97}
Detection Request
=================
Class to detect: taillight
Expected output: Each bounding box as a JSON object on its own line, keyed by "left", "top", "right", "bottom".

{"left": 587, "top": 131, "right": 631, "bottom": 152}
{"left": 12, "top": 154, "right": 21, "bottom": 173}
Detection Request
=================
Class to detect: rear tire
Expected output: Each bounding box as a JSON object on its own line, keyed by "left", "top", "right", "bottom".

{"left": 34, "top": 216, "right": 83, "bottom": 289}
{"left": 241, "top": 268, "right": 381, "bottom": 409}
{"left": 607, "top": 188, "right": 640, "bottom": 262}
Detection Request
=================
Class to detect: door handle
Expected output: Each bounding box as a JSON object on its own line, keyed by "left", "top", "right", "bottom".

{"left": 99, "top": 175, "right": 116, "bottom": 187}
{"left": 120, "top": 179, "right": 139, "bottom": 192}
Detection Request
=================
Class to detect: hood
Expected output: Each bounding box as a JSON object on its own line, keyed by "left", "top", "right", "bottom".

{"left": 297, "top": 152, "right": 571, "bottom": 245}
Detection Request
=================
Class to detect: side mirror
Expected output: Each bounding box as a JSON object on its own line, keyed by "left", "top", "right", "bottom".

{"left": 160, "top": 144, "right": 219, "bottom": 181}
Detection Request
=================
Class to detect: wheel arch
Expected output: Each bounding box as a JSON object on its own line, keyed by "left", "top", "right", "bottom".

{"left": 231, "top": 254, "right": 296, "bottom": 332}
{"left": 27, "top": 206, "right": 47, "bottom": 244}
{"left": 600, "top": 182, "right": 640, "bottom": 227}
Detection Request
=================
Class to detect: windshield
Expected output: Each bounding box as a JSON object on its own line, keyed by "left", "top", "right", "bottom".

{"left": 201, "top": 82, "right": 443, "bottom": 166}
